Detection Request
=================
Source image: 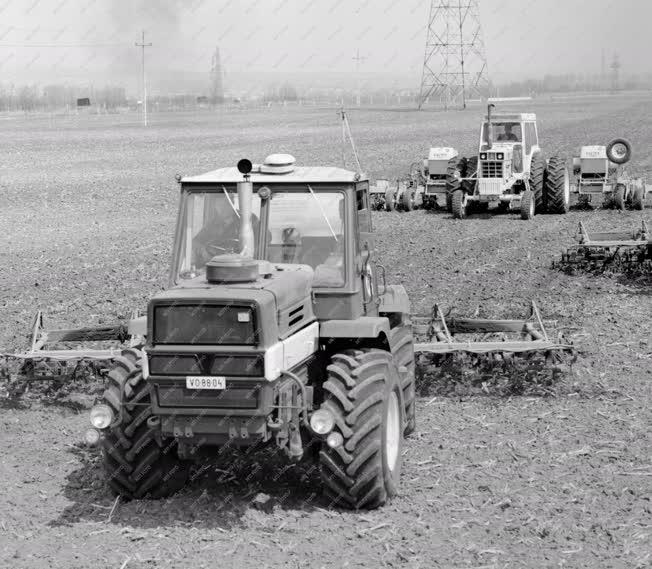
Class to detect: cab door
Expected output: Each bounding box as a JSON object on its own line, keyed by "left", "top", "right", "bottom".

{"left": 355, "top": 183, "right": 380, "bottom": 315}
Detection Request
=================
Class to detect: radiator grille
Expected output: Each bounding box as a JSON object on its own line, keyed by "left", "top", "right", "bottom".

{"left": 481, "top": 161, "right": 503, "bottom": 178}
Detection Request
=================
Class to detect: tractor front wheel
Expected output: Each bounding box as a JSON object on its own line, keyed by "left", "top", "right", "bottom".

{"left": 319, "top": 349, "right": 404, "bottom": 509}
{"left": 632, "top": 185, "right": 645, "bottom": 210}
{"left": 100, "top": 349, "right": 190, "bottom": 499}
{"left": 520, "top": 190, "right": 535, "bottom": 220}
{"left": 451, "top": 189, "right": 467, "bottom": 219}
{"left": 401, "top": 187, "right": 415, "bottom": 211}
{"left": 529, "top": 152, "right": 545, "bottom": 213}
{"left": 544, "top": 155, "right": 570, "bottom": 214}
{"left": 613, "top": 184, "right": 626, "bottom": 210}
{"left": 384, "top": 187, "right": 398, "bottom": 212}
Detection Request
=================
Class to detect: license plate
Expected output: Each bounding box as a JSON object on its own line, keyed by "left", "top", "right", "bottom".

{"left": 186, "top": 376, "right": 226, "bottom": 390}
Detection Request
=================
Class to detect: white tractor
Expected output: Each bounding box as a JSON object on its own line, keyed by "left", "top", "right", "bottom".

{"left": 571, "top": 139, "right": 649, "bottom": 210}
{"left": 421, "top": 147, "right": 459, "bottom": 211}
{"left": 453, "top": 104, "right": 570, "bottom": 220}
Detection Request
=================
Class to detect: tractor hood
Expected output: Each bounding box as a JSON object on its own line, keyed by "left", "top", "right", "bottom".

{"left": 147, "top": 263, "right": 315, "bottom": 347}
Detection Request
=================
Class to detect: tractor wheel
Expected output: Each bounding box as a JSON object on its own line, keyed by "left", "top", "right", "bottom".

{"left": 319, "top": 349, "right": 404, "bottom": 509}
{"left": 544, "top": 155, "right": 570, "bottom": 214}
{"left": 445, "top": 158, "right": 463, "bottom": 212}
{"left": 520, "top": 190, "right": 535, "bottom": 220}
{"left": 613, "top": 184, "right": 626, "bottom": 210}
{"left": 101, "top": 349, "right": 190, "bottom": 499}
{"left": 389, "top": 325, "right": 416, "bottom": 436}
{"left": 384, "top": 187, "right": 397, "bottom": 212}
{"left": 606, "top": 138, "right": 632, "bottom": 165}
{"left": 529, "top": 152, "right": 545, "bottom": 213}
{"left": 632, "top": 185, "right": 645, "bottom": 210}
{"left": 401, "top": 187, "right": 415, "bottom": 211}
{"left": 451, "top": 189, "right": 467, "bottom": 219}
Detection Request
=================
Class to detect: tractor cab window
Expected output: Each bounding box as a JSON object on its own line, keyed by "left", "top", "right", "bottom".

{"left": 266, "top": 190, "right": 345, "bottom": 287}
{"left": 356, "top": 187, "right": 372, "bottom": 233}
{"left": 176, "top": 190, "right": 261, "bottom": 278}
{"left": 483, "top": 122, "right": 522, "bottom": 143}
{"left": 523, "top": 123, "right": 538, "bottom": 154}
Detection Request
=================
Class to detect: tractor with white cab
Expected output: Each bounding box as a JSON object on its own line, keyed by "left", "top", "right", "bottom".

{"left": 452, "top": 104, "right": 570, "bottom": 220}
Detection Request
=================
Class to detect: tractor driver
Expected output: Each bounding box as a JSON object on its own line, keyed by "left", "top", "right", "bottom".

{"left": 497, "top": 123, "right": 519, "bottom": 142}
{"left": 192, "top": 199, "right": 261, "bottom": 267}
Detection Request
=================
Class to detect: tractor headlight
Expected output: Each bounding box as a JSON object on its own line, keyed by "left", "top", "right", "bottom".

{"left": 480, "top": 152, "right": 487, "bottom": 160}
{"left": 310, "top": 409, "right": 335, "bottom": 435}
{"left": 84, "top": 428, "right": 101, "bottom": 446}
{"left": 497, "top": 153, "right": 504, "bottom": 160}
{"left": 326, "top": 431, "right": 343, "bottom": 448}
{"left": 89, "top": 404, "right": 114, "bottom": 430}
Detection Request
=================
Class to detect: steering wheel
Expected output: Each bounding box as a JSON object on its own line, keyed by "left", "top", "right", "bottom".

{"left": 205, "top": 238, "right": 240, "bottom": 256}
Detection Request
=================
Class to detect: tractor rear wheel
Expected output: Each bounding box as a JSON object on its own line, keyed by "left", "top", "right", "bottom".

{"left": 384, "top": 187, "right": 397, "bottom": 212}
{"left": 101, "top": 349, "right": 190, "bottom": 499}
{"left": 613, "top": 184, "right": 626, "bottom": 210}
{"left": 520, "top": 190, "right": 535, "bottom": 220}
{"left": 401, "top": 187, "right": 415, "bottom": 211}
{"left": 544, "top": 155, "right": 570, "bottom": 214}
{"left": 529, "top": 152, "right": 545, "bottom": 213}
{"left": 319, "top": 349, "right": 404, "bottom": 509}
{"left": 632, "top": 185, "right": 645, "bottom": 210}
{"left": 451, "top": 189, "right": 467, "bottom": 219}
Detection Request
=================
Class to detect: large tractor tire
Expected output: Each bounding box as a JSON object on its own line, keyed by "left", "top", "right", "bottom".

{"left": 613, "top": 184, "right": 626, "bottom": 210}
{"left": 401, "top": 187, "right": 415, "bottom": 211}
{"left": 319, "top": 349, "right": 405, "bottom": 510}
{"left": 384, "top": 187, "right": 398, "bottom": 212}
{"left": 389, "top": 325, "right": 416, "bottom": 436}
{"left": 101, "top": 348, "right": 190, "bottom": 499}
{"left": 529, "top": 152, "right": 545, "bottom": 213}
{"left": 445, "top": 157, "right": 465, "bottom": 212}
{"left": 451, "top": 189, "right": 467, "bottom": 219}
{"left": 544, "top": 155, "right": 570, "bottom": 214}
{"left": 632, "top": 185, "right": 645, "bottom": 210}
{"left": 520, "top": 190, "right": 535, "bottom": 220}
{"left": 606, "top": 138, "right": 632, "bottom": 165}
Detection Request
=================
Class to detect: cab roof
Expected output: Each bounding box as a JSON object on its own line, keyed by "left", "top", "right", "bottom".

{"left": 181, "top": 166, "right": 365, "bottom": 185}
{"left": 483, "top": 112, "right": 536, "bottom": 122}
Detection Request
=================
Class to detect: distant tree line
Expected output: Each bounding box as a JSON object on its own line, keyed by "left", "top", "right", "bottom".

{"left": 0, "top": 84, "right": 127, "bottom": 112}
{"left": 497, "top": 72, "right": 652, "bottom": 98}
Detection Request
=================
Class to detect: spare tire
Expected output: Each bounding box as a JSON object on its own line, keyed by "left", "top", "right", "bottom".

{"left": 606, "top": 138, "right": 632, "bottom": 165}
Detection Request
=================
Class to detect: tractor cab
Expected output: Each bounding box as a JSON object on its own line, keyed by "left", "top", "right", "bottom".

{"left": 478, "top": 111, "right": 539, "bottom": 178}
{"left": 168, "top": 154, "right": 380, "bottom": 321}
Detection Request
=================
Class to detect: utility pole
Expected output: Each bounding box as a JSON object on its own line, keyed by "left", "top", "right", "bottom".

{"left": 135, "top": 30, "right": 152, "bottom": 126}
{"left": 353, "top": 48, "right": 366, "bottom": 107}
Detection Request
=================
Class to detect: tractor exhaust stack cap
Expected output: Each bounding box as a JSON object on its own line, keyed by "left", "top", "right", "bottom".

{"left": 237, "top": 158, "right": 255, "bottom": 258}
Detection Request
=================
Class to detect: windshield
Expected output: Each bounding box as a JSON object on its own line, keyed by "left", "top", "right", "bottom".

{"left": 482, "top": 122, "right": 522, "bottom": 143}
{"left": 174, "top": 188, "right": 346, "bottom": 287}
{"left": 176, "top": 190, "right": 262, "bottom": 278}
{"left": 267, "top": 190, "right": 345, "bottom": 287}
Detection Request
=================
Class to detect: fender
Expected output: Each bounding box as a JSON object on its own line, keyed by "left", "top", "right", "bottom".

{"left": 320, "top": 316, "right": 390, "bottom": 340}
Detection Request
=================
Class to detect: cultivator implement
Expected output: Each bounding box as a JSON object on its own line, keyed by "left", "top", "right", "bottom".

{"left": 0, "top": 311, "right": 142, "bottom": 393}
{"left": 554, "top": 220, "right": 651, "bottom": 274}
{"left": 412, "top": 301, "right": 574, "bottom": 391}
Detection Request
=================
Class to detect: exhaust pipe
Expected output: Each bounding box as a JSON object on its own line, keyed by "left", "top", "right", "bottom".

{"left": 236, "top": 159, "right": 255, "bottom": 258}
{"left": 486, "top": 103, "right": 495, "bottom": 149}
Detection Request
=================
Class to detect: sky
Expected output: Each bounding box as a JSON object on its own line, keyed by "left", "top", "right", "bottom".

{"left": 0, "top": 0, "right": 650, "bottom": 93}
